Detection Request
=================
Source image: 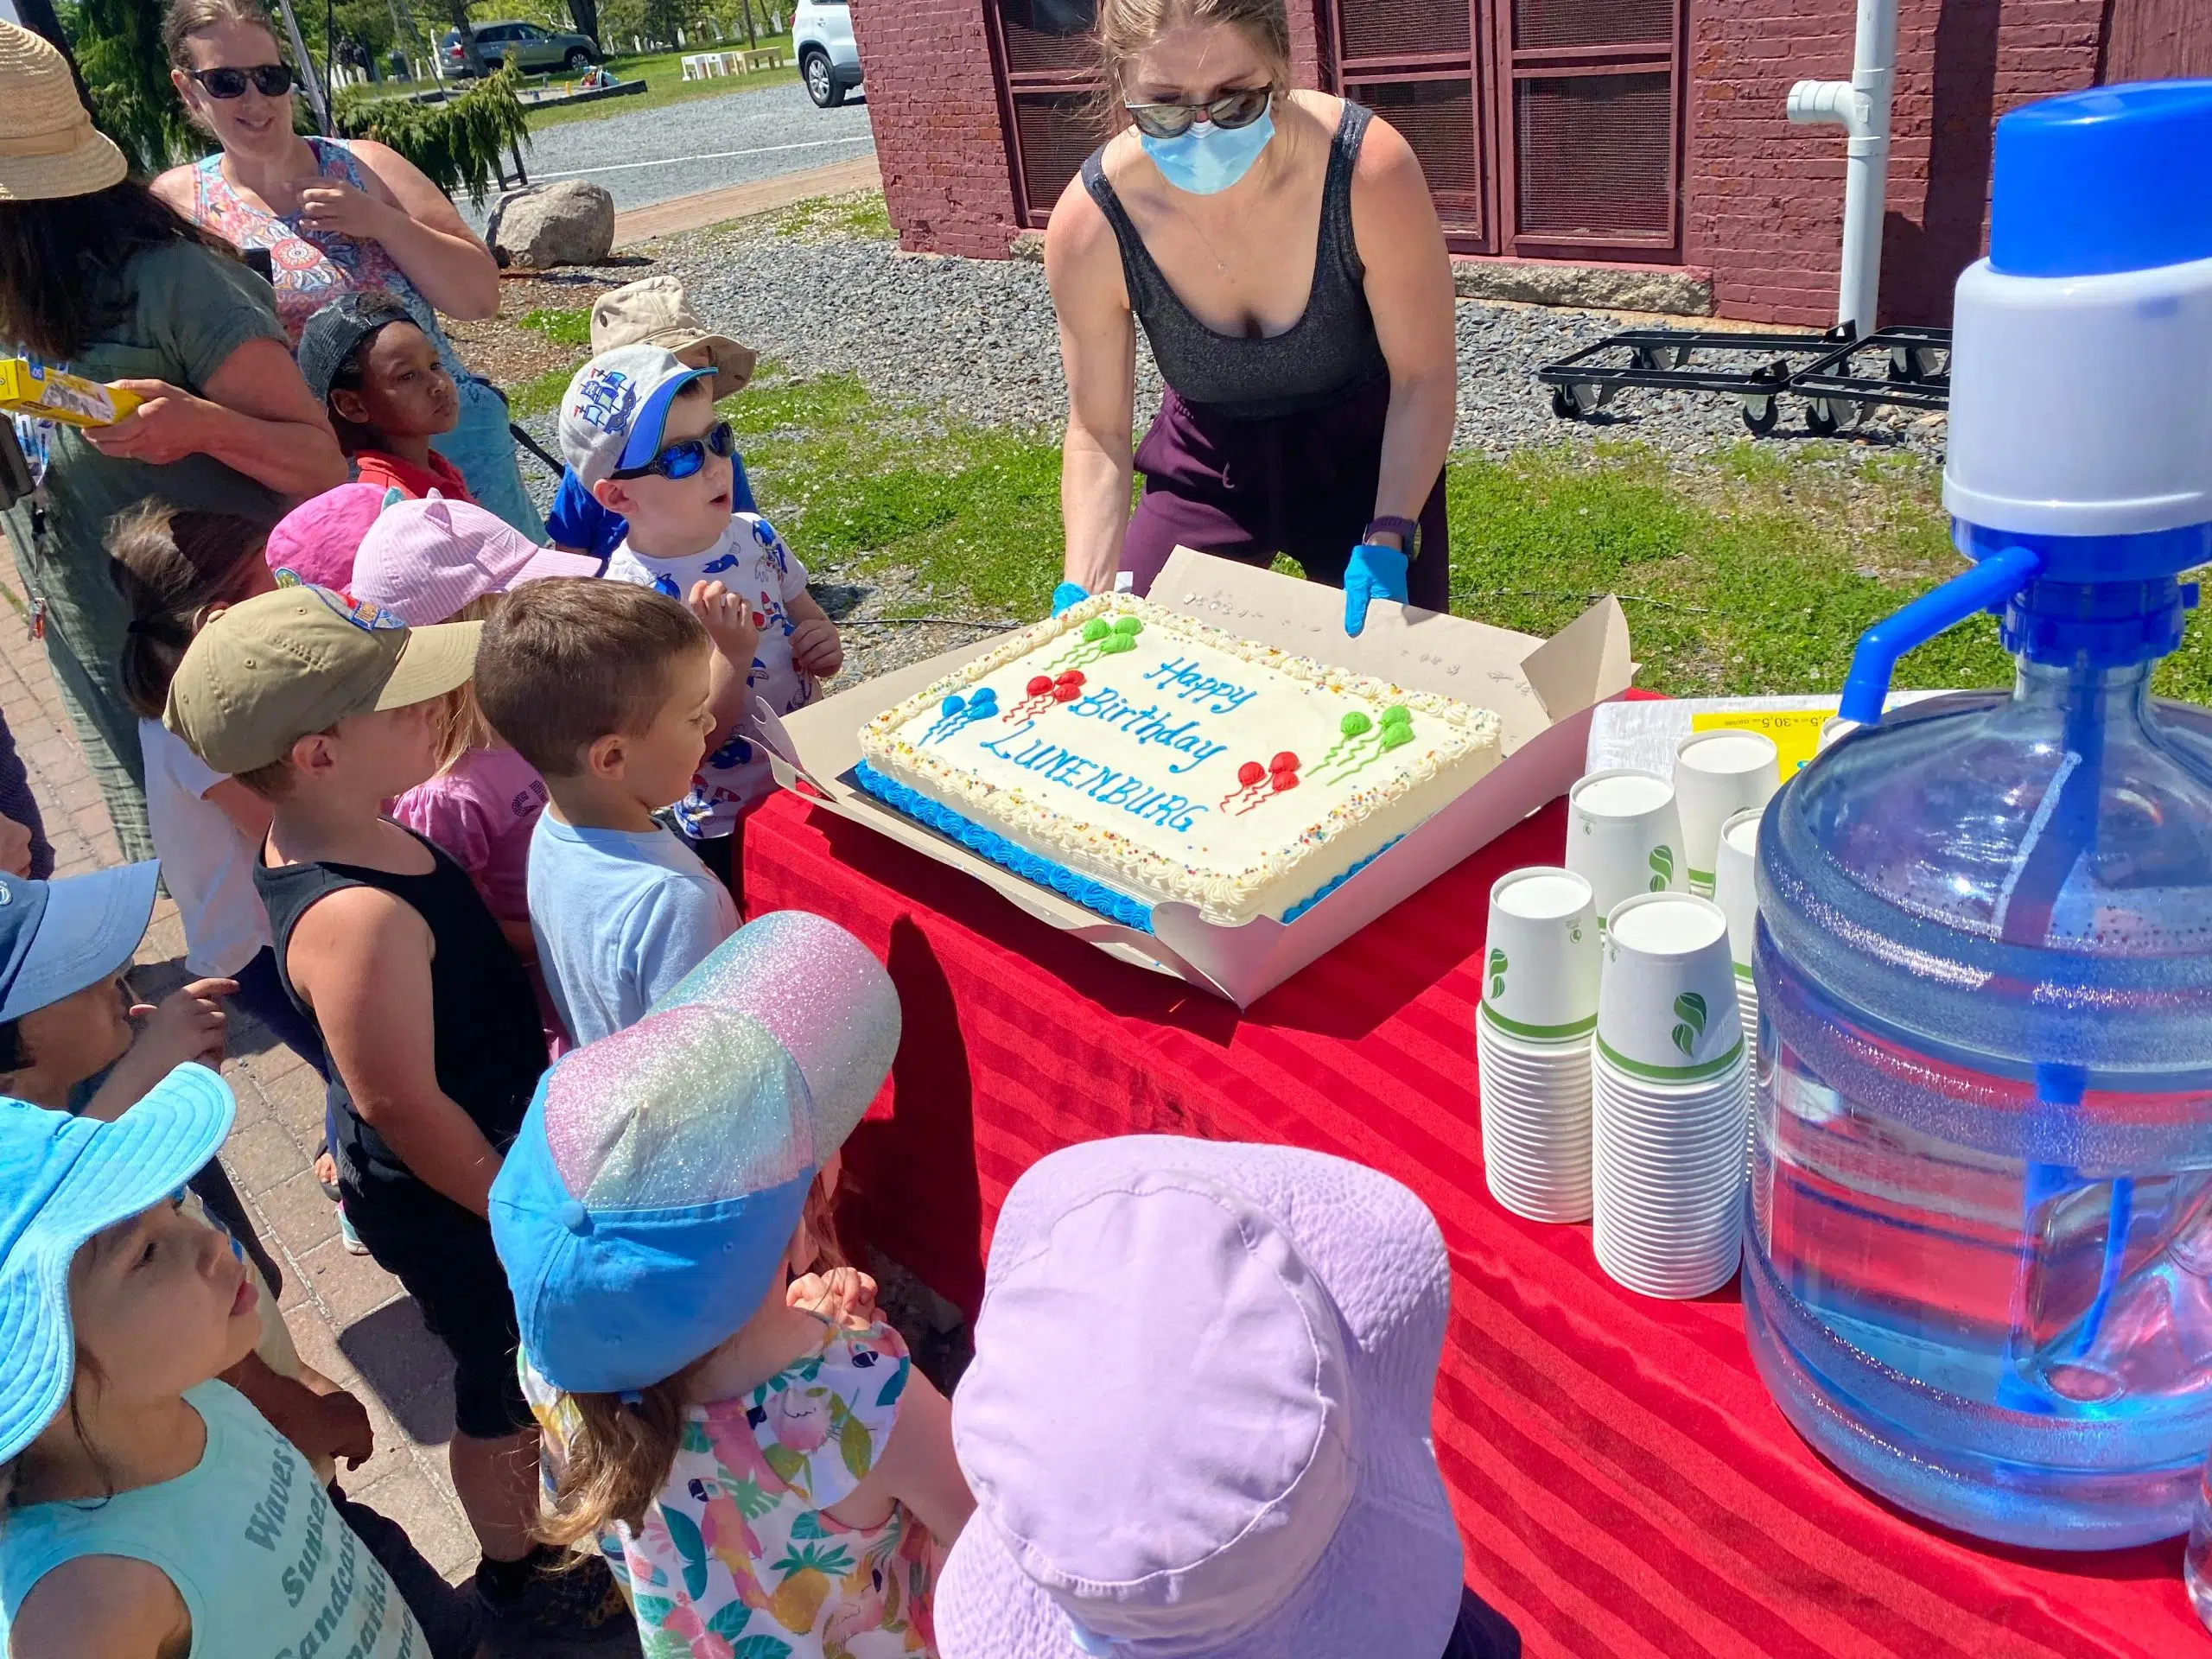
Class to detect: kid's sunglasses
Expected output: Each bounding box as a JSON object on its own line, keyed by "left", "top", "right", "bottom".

{"left": 613, "top": 420, "right": 735, "bottom": 482}
{"left": 1123, "top": 86, "right": 1272, "bottom": 141}
{"left": 188, "top": 63, "right": 297, "bottom": 99}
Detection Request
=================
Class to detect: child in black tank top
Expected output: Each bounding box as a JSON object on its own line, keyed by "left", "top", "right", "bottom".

{"left": 163, "top": 587, "right": 632, "bottom": 1655}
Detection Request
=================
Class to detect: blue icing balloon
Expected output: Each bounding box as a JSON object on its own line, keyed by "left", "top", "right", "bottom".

{"left": 971, "top": 686, "right": 998, "bottom": 709}
{"left": 940, "top": 695, "right": 965, "bottom": 716}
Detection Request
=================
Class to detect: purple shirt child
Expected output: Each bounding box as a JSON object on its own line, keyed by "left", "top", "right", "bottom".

{"left": 391, "top": 747, "right": 548, "bottom": 929}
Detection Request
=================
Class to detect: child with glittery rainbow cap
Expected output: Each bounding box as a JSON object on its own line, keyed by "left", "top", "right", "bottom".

{"left": 490, "top": 910, "right": 974, "bottom": 1659}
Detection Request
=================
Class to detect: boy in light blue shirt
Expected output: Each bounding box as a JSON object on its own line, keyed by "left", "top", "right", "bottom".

{"left": 475, "top": 575, "right": 742, "bottom": 1046}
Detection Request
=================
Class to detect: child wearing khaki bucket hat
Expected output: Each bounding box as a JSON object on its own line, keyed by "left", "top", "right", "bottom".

{"left": 544, "top": 276, "right": 761, "bottom": 561}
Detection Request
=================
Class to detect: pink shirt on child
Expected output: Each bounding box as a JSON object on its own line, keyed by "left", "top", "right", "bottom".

{"left": 391, "top": 747, "right": 548, "bottom": 927}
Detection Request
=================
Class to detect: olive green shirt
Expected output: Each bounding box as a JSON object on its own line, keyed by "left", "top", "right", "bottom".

{"left": 1, "top": 238, "right": 288, "bottom": 819}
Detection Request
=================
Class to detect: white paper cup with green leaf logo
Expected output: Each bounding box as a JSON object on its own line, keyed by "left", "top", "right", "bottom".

{"left": 1566, "top": 768, "right": 1683, "bottom": 929}
{"left": 1478, "top": 867, "right": 1599, "bottom": 1044}
{"left": 1713, "top": 806, "right": 1763, "bottom": 1045}
{"left": 1673, "top": 729, "right": 1781, "bottom": 896}
{"left": 1595, "top": 893, "right": 1745, "bottom": 1084}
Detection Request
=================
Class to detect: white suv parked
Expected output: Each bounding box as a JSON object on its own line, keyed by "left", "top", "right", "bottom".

{"left": 792, "top": 0, "right": 861, "bottom": 108}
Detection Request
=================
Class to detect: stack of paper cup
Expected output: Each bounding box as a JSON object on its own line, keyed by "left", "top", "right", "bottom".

{"left": 1674, "top": 730, "right": 1781, "bottom": 896}
{"left": 1477, "top": 868, "right": 1600, "bottom": 1223}
{"left": 1712, "top": 805, "right": 1763, "bottom": 1047}
{"left": 1566, "top": 768, "right": 1682, "bottom": 929}
{"left": 1592, "top": 893, "right": 1750, "bottom": 1298}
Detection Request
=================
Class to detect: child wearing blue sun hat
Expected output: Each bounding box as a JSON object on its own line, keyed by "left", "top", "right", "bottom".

{"left": 0, "top": 1070, "right": 433, "bottom": 1657}
{"left": 493, "top": 911, "right": 973, "bottom": 1659}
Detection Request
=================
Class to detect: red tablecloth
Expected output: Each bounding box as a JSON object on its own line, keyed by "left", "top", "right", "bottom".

{"left": 745, "top": 787, "right": 2203, "bottom": 1659}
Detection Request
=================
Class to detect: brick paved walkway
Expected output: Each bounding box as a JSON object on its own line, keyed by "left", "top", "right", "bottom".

{"left": 0, "top": 542, "right": 478, "bottom": 1581}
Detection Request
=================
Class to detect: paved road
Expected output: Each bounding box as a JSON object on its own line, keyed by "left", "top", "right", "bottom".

{"left": 462, "top": 79, "right": 874, "bottom": 226}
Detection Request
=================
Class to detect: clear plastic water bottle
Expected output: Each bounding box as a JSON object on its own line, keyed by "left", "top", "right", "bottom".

{"left": 1743, "top": 81, "right": 2212, "bottom": 1549}
{"left": 2187, "top": 1455, "right": 2212, "bottom": 1629}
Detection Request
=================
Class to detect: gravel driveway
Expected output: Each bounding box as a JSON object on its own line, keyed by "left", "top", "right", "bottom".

{"left": 648, "top": 227, "right": 1945, "bottom": 462}
{"left": 462, "top": 81, "right": 874, "bottom": 226}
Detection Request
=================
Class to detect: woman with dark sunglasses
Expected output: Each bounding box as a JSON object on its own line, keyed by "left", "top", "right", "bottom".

{"left": 148, "top": 0, "right": 545, "bottom": 543}
{"left": 1047, "top": 0, "right": 1457, "bottom": 638}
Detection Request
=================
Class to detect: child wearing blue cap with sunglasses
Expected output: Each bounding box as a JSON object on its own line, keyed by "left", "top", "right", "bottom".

{"left": 556, "top": 345, "right": 844, "bottom": 900}
{"left": 491, "top": 912, "right": 973, "bottom": 1659}
{"left": 0, "top": 1071, "right": 435, "bottom": 1657}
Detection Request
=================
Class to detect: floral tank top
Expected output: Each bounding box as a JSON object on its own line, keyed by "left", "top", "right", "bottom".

{"left": 189, "top": 137, "right": 467, "bottom": 375}
{"left": 525, "top": 1320, "right": 941, "bottom": 1659}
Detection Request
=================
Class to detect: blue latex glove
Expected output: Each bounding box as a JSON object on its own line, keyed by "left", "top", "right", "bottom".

{"left": 1343, "top": 542, "right": 1409, "bottom": 637}
{"left": 1052, "top": 581, "right": 1090, "bottom": 618}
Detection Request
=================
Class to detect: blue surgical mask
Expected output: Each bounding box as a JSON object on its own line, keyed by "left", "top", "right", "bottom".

{"left": 1139, "top": 104, "right": 1276, "bottom": 195}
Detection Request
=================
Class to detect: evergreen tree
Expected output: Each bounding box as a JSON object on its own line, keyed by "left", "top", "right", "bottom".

{"left": 67, "top": 0, "right": 193, "bottom": 174}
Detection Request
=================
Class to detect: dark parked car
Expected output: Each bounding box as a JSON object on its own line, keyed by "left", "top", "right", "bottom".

{"left": 442, "top": 20, "right": 599, "bottom": 76}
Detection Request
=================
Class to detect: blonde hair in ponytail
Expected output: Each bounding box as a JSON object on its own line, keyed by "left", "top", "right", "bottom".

{"left": 536, "top": 1167, "right": 850, "bottom": 1548}
{"left": 1095, "top": 0, "right": 1293, "bottom": 105}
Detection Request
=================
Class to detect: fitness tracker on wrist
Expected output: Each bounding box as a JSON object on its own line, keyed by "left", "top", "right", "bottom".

{"left": 1363, "top": 515, "right": 1421, "bottom": 560}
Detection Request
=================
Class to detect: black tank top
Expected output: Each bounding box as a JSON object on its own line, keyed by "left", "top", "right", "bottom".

{"left": 1082, "top": 100, "right": 1390, "bottom": 421}
{"left": 255, "top": 826, "right": 547, "bottom": 1194}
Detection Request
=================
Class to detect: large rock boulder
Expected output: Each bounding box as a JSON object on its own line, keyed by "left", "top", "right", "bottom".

{"left": 486, "top": 179, "right": 615, "bottom": 269}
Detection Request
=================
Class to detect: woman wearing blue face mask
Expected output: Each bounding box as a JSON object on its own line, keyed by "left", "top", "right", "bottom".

{"left": 1046, "top": 0, "right": 1458, "bottom": 638}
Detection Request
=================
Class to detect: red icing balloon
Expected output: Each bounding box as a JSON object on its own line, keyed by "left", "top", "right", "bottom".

{"left": 1236, "top": 760, "right": 1265, "bottom": 787}
{"left": 1270, "top": 752, "right": 1300, "bottom": 775}
{"left": 1026, "top": 676, "right": 1052, "bottom": 696}
{"left": 1052, "top": 683, "right": 1082, "bottom": 702}
{"left": 1273, "top": 771, "right": 1299, "bottom": 791}
{"left": 1057, "top": 670, "right": 1086, "bottom": 687}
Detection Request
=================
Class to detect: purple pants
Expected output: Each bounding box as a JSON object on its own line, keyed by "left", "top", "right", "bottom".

{"left": 1122, "top": 373, "right": 1450, "bottom": 607}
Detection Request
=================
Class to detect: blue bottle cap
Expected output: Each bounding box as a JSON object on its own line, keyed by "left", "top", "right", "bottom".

{"left": 1989, "top": 79, "right": 2212, "bottom": 278}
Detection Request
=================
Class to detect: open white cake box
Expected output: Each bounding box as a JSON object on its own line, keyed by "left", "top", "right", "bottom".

{"left": 764, "top": 549, "right": 1636, "bottom": 1008}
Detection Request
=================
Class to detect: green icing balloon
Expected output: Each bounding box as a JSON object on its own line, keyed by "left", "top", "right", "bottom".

{"left": 1104, "top": 633, "right": 1137, "bottom": 653}
{"left": 1380, "top": 723, "right": 1414, "bottom": 750}
{"left": 1081, "top": 618, "right": 1109, "bottom": 642}
{"left": 1112, "top": 615, "right": 1143, "bottom": 635}
{"left": 1380, "top": 704, "right": 1413, "bottom": 729}
{"left": 1338, "top": 710, "right": 1372, "bottom": 737}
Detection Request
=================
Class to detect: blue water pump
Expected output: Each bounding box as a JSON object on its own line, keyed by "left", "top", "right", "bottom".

{"left": 1743, "top": 81, "right": 2212, "bottom": 1548}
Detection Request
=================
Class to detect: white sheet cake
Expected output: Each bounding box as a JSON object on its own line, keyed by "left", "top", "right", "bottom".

{"left": 856, "top": 594, "right": 1503, "bottom": 927}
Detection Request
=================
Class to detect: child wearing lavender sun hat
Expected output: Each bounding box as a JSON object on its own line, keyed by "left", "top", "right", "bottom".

{"left": 936, "top": 1135, "right": 1522, "bottom": 1659}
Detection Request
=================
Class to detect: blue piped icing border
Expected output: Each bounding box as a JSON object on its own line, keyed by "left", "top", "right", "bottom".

{"left": 855, "top": 764, "right": 1157, "bottom": 932}
{"left": 854, "top": 765, "right": 1399, "bottom": 935}
{"left": 1280, "top": 836, "right": 1402, "bottom": 924}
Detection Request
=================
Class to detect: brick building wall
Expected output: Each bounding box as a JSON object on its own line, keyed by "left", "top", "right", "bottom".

{"left": 1688, "top": 0, "right": 2105, "bottom": 326}
{"left": 858, "top": 0, "right": 2119, "bottom": 325}
{"left": 853, "top": 0, "right": 1020, "bottom": 258}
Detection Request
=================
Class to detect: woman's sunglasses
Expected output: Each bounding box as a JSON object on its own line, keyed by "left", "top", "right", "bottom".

{"left": 1123, "top": 86, "right": 1272, "bottom": 141}
{"left": 189, "top": 63, "right": 296, "bottom": 99}
{"left": 613, "top": 420, "right": 734, "bottom": 482}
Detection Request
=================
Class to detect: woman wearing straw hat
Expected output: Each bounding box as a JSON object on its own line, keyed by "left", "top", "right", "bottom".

{"left": 0, "top": 20, "right": 346, "bottom": 860}
{"left": 150, "top": 0, "right": 543, "bottom": 542}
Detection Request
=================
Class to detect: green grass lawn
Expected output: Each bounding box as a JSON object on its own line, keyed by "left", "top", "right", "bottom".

{"left": 721, "top": 367, "right": 2212, "bottom": 704}
{"left": 353, "top": 37, "right": 798, "bottom": 133}
{"left": 522, "top": 41, "right": 798, "bottom": 130}
{"left": 493, "top": 238, "right": 2212, "bottom": 705}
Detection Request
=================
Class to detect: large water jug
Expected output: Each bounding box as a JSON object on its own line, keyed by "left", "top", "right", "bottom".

{"left": 1743, "top": 81, "right": 2212, "bottom": 1549}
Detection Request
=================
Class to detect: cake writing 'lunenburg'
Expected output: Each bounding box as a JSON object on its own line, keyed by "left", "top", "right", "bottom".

{"left": 856, "top": 594, "right": 1503, "bottom": 929}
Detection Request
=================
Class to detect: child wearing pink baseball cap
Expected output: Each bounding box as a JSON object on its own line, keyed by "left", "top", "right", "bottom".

{"left": 262, "top": 481, "right": 387, "bottom": 594}
{"left": 350, "top": 494, "right": 597, "bottom": 1005}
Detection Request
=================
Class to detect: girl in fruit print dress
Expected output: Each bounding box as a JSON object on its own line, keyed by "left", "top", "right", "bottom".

{"left": 498, "top": 914, "right": 973, "bottom": 1659}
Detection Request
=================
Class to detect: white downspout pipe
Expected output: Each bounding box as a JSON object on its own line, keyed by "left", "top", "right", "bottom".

{"left": 1786, "top": 0, "right": 1897, "bottom": 334}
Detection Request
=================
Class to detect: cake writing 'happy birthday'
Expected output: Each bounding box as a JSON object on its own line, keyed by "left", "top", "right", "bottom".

{"left": 856, "top": 594, "right": 1503, "bottom": 928}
